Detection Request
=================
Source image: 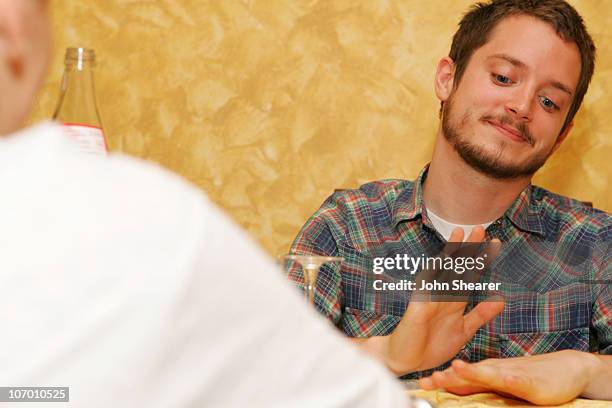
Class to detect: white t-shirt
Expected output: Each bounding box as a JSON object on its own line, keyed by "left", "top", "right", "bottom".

{"left": 427, "top": 208, "right": 493, "bottom": 241}
{"left": 0, "top": 122, "right": 408, "bottom": 407}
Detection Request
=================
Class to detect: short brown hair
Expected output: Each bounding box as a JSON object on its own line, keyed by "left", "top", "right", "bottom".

{"left": 447, "top": 0, "right": 596, "bottom": 134}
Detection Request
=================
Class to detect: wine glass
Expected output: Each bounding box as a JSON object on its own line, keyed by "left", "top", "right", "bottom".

{"left": 282, "top": 255, "right": 343, "bottom": 305}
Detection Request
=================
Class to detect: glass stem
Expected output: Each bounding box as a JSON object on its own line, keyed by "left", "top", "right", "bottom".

{"left": 303, "top": 265, "right": 320, "bottom": 304}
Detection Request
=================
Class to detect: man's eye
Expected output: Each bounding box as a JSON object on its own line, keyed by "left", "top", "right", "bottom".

{"left": 539, "top": 96, "right": 559, "bottom": 111}
{"left": 493, "top": 74, "right": 513, "bottom": 85}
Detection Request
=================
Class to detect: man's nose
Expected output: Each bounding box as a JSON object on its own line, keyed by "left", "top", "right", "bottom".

{"left": 505, "top": 87, "right": 534, "bottom": 121}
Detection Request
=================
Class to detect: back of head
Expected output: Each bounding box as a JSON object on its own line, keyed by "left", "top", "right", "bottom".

{"left": 448, "top": 0, "right": 596, "bottom": 135}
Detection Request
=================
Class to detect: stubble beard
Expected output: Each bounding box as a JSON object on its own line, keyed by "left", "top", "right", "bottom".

{"left": 441, "top": 95, "right": 553, "bottom": 180}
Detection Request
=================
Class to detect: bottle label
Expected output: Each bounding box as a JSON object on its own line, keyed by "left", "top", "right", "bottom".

{"left": 62, "top": 123, "right": 107, "bottom": 155}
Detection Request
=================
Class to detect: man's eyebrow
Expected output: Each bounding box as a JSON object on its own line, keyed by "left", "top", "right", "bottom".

{"left": 487, "top": 53, "right": 574, "bottom": 96}
{"left": 550, "top": 80, "right": 573, "bottom": 96}
{"left": 487, "top": 53, "right": 526, "bottom": 68}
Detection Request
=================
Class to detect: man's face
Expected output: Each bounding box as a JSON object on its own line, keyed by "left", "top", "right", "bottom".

{"left": 440, "top": 15, "right": 581, "bottom": 179}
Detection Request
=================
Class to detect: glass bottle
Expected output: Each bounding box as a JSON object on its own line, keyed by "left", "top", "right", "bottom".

{"left": 53, "top": 47, "right": 108, "bottom": 155}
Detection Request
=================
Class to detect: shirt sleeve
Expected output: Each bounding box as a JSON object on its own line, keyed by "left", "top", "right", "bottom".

{"left": 591, "top": 220, "right": 612, "bottom": 354}
{"left": 592, "top": 227, "right": 612, "bottom": 354}
{"left": 593, "top": 284, "right": 612, "bottom": 354}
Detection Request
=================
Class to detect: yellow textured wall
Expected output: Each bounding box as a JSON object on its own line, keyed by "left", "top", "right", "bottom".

{"left": 30, "top": 0, "right": 611, "bottom": 256}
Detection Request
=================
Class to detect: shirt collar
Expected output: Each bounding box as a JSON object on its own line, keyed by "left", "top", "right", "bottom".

{"left": 392, "top": 164, "right": 546, "bottom": 237}
{"left": 503, "top": 184, "right": 546, "bottom": 237}
{"left": 393, "top": 165, "right": 428, "bottom": 227}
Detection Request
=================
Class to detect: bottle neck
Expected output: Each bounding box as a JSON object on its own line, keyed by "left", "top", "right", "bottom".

{"left": 53, "top": 63, "right": 103, "bottom": 128}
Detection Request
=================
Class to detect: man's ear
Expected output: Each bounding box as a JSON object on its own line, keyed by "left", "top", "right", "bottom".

{"left": 0, "top": 1, "right": 27, "bottom": 79}
{"left": 434, "top": 56, "right": 456, "bottom": 103}
{"left": 551, "top": 121, "right": 573, "bottom": 154}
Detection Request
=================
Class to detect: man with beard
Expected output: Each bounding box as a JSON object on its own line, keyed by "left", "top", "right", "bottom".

{"left": 289, "top": 0, "right": 611, "bottom": 404}
{"left": 0, "top": 1, "right": 414, "bottom": 406}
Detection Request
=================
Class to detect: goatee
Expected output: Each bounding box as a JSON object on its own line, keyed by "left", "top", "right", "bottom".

{"left": 441, "top": 96, "right": 552, "bottom": 180}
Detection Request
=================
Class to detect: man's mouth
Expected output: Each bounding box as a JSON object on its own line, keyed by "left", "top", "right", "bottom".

{"left": 485, "top": 120, "right": 529, "bottom": 144}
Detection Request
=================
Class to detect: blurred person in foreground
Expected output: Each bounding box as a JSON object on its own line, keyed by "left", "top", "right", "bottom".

{"left": 289, "top": 0, "right": 611, "bottom": 404}
{"left": 0, "top": 1, "right": 419, "bottom": 406}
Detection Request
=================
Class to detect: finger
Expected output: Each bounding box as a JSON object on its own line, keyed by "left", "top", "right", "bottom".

{"left": 482, "top": 238, "right": 502, "bottom": 268}
{"left": 496, "top": 374, "right": 539, "bottom": 403}
{"left": 418, "top": 376, "right": 437, "bottom": 390}
{"left": 446, "top": 383, "right": 492, "bottom": 396}
{"left": 462, "top": 300, "right": 505, "bottom": 340}
{"left": 504, "top": 374, "right": 532, "bottom": 390}
{"left": 440, "top": 227, "right": 465, "bottom": 260}
{"left": 431, "top": 370, "right": 447, "bottom": 388}
{"left": 435, "top": 369, "right": 472, "bottom": 391}
{"left": 414, "top": 224, "right": 468, "bottom": 298}
{"left": 452, "top": 360, "right": 536, "bottom": 401}
{"left": 451, "top": 359, "right": 505, "bottom": 387}
{"left": 465, "top": 225, "right": 485, "bottom": 243}
{"left": 448, "top": 227, "right": 465, "bottom": 243}
{"left": 434, "top": 366, "right": 490, "bottom": 395}
{"left": 487, "top": 238, "right": 501, "bottom": 256}
{"left": 404, "top": 300, "right": 467, "bottom": 324}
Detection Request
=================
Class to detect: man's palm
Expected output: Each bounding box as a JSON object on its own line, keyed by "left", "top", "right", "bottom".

{"left": 385, "top": 227, "right": 504, "bottom": 375}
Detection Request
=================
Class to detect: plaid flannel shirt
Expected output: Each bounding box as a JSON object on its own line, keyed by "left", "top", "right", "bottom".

{"left": 289, "top": 166, "right": 611, "bottom": 379}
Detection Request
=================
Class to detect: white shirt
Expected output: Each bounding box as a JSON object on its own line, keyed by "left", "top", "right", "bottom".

{"left": 0, "top": 123, "right": 408, "bottom": 407}
{"left": 427, "top": 208, "right": 493, "bottom": 241}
